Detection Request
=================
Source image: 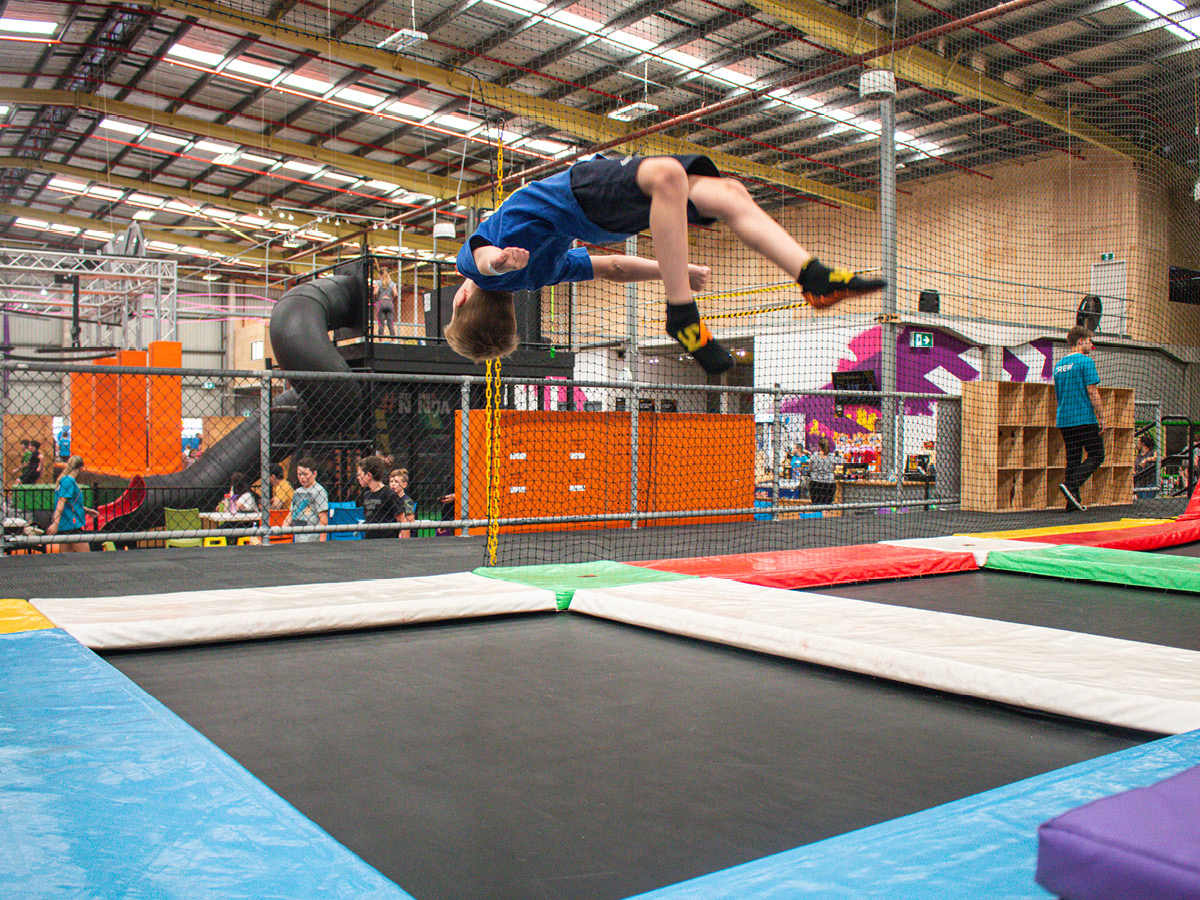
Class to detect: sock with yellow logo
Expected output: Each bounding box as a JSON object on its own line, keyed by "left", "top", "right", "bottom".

{"left": 798, "top": 258, "right": 887, "bottom": 309}
{"left": 666, "top": 302, "right": 733, "bottom": 374}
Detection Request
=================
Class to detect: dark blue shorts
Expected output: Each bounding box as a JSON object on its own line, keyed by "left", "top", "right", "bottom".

{"left": 569, "top": 154, "right": 722, "bottom": 236}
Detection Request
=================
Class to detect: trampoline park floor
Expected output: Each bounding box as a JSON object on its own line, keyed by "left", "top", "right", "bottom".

{"left": 5, "top": 506, "right": 1200, "bottom": 900}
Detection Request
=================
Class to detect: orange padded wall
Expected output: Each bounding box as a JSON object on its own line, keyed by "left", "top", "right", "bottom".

{"left": 147, "top": 341, "right": 182, "bottom": 472}
{"left": 117, "top": 350, "right": 148, "bottom": 474}
{"left": 69, "top": 371, "right": 95, "bottom": 467}
{"left": 454, "top": 410, "right": 754, "bottom": 535}
{"left": 89, "top": 356, "right": 121, "bottom": 472}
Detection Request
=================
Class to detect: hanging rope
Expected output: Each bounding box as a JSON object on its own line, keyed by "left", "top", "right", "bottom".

{"left": 484, "top": 357, "right": 503, "bottom": 565}
{"left": 495, "top": 127, "right": 506, "bottom": 207}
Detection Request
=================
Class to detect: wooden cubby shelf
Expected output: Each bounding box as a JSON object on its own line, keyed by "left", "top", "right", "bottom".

{"left": 962, "top": 381, "right": 1135, "bottom": 511}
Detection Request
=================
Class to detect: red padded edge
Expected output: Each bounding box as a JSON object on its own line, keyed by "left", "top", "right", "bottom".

{"left": 1012, "top": 520, "right": 1200, "bottom": 551}
{"left": 632, "top": 544, "right": 977, "bottom": 589}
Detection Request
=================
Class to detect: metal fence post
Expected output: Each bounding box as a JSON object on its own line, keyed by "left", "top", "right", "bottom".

{"left": 459, "top": 378, "right": 471, "bottom": 537}
{"left": 259, "top": 371, "right": 271, "bottom": 531}
{"left": 771, "top": 384, "right": 782, "bottom": 509}
{"left": 629, "top": 382, "right": 639, "bottom": 529}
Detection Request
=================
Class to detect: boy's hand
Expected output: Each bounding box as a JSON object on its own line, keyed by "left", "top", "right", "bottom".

{"left": 490, "top": 247, "right": 529, "bottom": 274}
{"left": 688, "top": 264, "right": 710, "bottom": 292}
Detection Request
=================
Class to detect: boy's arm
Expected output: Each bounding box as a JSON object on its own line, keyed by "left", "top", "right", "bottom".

{"left": 591, "top": 255, "right": 710, "bottom": 290}
{"left": 472, "top": 245, "right": 529, "bottom": 276}
{"left": 1087, "top": 383, "right": 1106, "bottom": 431}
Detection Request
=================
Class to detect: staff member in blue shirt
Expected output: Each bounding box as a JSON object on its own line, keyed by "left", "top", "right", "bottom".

{"left": 1054, "top": 326, "right": 1105, "bottom": 511}
{"left": 446, "top": 154, "right": 885, "bottom": 373}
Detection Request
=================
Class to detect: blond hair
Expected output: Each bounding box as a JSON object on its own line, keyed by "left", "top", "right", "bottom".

{"left": 444, "top": 288, "right": 519, "bottom": 363}
{"left": 56, "top": 455, "right": 84, "bottom": 487}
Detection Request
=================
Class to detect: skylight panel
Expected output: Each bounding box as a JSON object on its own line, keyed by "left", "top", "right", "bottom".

{"left": 127, "top": 193, "right": 165, "bottom": 208}
{"left": 282, "top": 73, "right": 334, "bottom": 94}
{"left": 321, "top": 171, "right": 360, "bottom": 183}
{"left": 87, "top": 185, "right": 123, "bottom": 200}
{"left": 99, "top": 118, "right": 146, "bottom": 136}
{"left": 433, "top": 114, "right": 478, "bottom": 131}
{"left": 0, "top": 18, "right": 56, "bottom": 34}
{"left": 280, "top": 160, "right": 324, "bottom": 175}
{"left": 167, "top": 43, "right": 226, "bottom": 67}
{"left": 193, "top": 140, "right": 239, "bottom": 155}
{"left": 525, "top": 138, "right": 570, "bottom": 155}
{"left": 143, "top": 131, "right": 189, "bottom": 146}
{"left": 386, "top": 100, "right": 430, "bottom": 119}
{"left": 240, "top": 153, "right": 277, "bottom": 166}
{"left": 47, "top": 178, "right": 87, "bottom": 193}
{"left": 337, "top": 87, "right": 387, "bottom": 108}
{"left": 224, "top": 57, "right": 282, "bottom": 81}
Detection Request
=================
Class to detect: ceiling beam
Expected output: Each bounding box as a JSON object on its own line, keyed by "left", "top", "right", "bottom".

{"left": 746, "top": 0, "right": 1140, "bottom": 160}
{"left": 143, "top": 0, "right": 875, "bottom": 209}
{"left": 0, "top": 89, "right": 469, "bottom": 203}
{"left": 0, "top": 156, "right": 459, "bottom": 256}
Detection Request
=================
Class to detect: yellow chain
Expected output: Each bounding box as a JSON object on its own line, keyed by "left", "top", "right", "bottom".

{"left": 484, "top": 358, "right": 502, "bottom": 565}
{"left": 496, "top": 135, "right": 505, "bottom": 206}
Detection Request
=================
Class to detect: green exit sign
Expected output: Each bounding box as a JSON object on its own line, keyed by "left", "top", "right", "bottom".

{"left": 1100, "top": 252, "right": 1115, "bottom": 261}
{"left": 202, "top": 380, "right": 216, "bottom": 390}
{"left": 910, "top": 331, "right": 934, "bottom": 349}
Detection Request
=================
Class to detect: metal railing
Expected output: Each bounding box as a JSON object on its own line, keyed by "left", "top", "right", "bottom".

{"left": 0, "top": 359, "right": 966, "bottom": 550}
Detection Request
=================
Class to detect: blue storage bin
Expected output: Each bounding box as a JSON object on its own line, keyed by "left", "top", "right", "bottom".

{"left": 328, "top": 502, "right": 364, "bottom": 541}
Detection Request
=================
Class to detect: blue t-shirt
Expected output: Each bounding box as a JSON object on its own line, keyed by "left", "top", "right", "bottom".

{"left": 54, "top": 475, "right": 86, "bottom": 532}
{"left": 1053, "top": 352, "right": 1100, "bottom": 427}
{"left": 456, "top": 166, "right": 636, "bottom": 292}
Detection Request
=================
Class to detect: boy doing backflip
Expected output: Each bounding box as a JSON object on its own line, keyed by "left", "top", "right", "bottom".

{"left": 446, "top": 154, "right": 886, "bottom": 372}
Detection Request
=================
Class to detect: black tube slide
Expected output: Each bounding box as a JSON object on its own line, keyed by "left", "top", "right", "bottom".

{"left": 94, "top": 271, "right": 366, "bottom": 534}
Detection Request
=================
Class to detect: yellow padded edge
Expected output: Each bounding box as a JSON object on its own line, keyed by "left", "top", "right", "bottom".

{"left": 959, "top": 518, "right": 1170, "bottom": 540}
{"left": 0, "top": 598, "right": 56, "bottom": 634}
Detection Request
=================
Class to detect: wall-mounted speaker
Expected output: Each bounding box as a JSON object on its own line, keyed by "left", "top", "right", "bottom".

{"left": 918, "top": 290, "right": 940, "bottom": 314}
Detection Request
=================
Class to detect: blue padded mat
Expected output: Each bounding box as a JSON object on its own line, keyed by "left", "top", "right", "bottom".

{"left": 0, "top": 628, "right": 415, "bottom": 900}
{"left": 623, "top": 729, "right": 1200, "bottom": 900}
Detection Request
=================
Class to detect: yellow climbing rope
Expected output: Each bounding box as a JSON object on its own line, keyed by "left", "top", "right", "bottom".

{"left": 484, "top": 357, "right": 503, "bottom": 565}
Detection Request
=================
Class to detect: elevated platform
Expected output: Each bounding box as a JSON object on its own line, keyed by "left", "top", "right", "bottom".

{"left": 338, "top": 339, "right": 574, "bottom": 379}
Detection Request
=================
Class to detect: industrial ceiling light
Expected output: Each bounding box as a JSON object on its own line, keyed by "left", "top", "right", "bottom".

{"left": 377, "top": 28, "right": 427, "bottom": 49}
{"left": 607, "top": 101, "right": 658, "bottom": 122}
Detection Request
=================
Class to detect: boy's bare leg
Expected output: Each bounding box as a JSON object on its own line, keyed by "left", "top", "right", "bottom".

{"left": 636, "top": 157, "right": 694, "bottom": 307}
{"left": 687, "top": 174, "right": 885, "bottom": 308}
{"left": 636, "top": 157, "right": 732, "bottom": 374}
{"left": 687, "top": 174, "right": 812, "bottom": 279}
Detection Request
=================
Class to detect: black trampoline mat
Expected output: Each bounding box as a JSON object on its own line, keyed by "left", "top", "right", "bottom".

{"left": 106, "top": 614, "right": 1149, "bottom": 900}
{"left": 817, "top": 565, "right": 1200, "bottom": 651}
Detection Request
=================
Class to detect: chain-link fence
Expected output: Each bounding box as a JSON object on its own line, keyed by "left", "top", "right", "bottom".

{"left": 2, "top": 357, "right": 1189, "bottom": 562}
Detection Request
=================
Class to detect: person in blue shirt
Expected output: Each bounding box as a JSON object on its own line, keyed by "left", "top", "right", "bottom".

{"left": 1053, "top": 326, "right": 1106, "bottom": 511}
{"left": 47, "top": 455, "right": 97, "bottom": 551}
{"left": 446, "top": 154, "right": 886, "bottom": 373}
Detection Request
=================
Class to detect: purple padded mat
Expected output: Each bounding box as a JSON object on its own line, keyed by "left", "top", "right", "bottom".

{"left": 1036, "top": 764, "right": 1200, "bottom": 900}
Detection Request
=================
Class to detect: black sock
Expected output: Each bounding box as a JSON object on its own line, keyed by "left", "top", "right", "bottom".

{"left": 665, "top": 302, "right": 732, "bottom": 375}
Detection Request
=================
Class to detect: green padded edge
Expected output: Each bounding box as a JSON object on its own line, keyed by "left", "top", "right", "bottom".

{"left": 474, "top": 561, "right": 695, "bottom": 610}
{"left": 985, "top": 544, "right": 1200, "bottom": 594}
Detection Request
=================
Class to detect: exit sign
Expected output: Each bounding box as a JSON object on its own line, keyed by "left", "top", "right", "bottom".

{"left": 1100, "top": 252, "right": 1115, "bottom": 261}
{"left": 910, "top": 331, "right": 934, "bottom": 349}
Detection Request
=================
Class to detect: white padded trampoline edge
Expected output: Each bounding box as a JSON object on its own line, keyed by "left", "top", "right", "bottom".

{"left": 31, "top": 572, "right": 559, "bottom": 650}
{"left": 570, "top": 579, "right": 1200, "bottom": 735}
